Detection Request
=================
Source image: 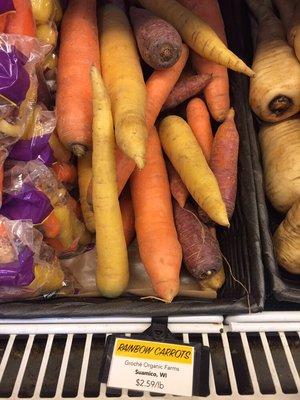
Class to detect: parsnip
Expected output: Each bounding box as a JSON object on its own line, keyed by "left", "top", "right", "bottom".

{"left": 159, "top": 115, "right": 229, "bottom": 227}
{"left": 247, "top": 0, "right": 300, "bottom": 122}
{"left": 274, "top": 199, "right": 300, "bottom": 274}
{"left": 91, "top": 66, "right": 129, "bottom": 298}
{"left": 273, "top": 0, "right": 297, "bottom": 32}
{"left": 100, "top": 4, "right": 148, "bottom": 169}
{"left": 274, "top": 0, "right": 300, "bottom": 64}
{"left": 259, "top": 116, "right": 300, "bottom": 213}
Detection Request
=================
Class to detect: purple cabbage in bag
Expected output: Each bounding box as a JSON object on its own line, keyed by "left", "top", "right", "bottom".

{"left": 0, "top": 245, "right": 34, "bottom": 286}
{"left": 1, "top": 183, "right": 53, "bottom": 224}
{"left": 0, "top": 0, "right": 14, "bottom": 14}
{"left": 0, "top": 44, "right": 30, "bottom": 105}
{"left": 9, "top": 133, "right": 55, "bottom": 165}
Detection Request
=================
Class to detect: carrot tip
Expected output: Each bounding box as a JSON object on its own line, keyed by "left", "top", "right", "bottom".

{"left": 135, "top": 156, "right": 146, "bottom": 170}
{"left": 226, "top": 108, "right": 235, "bottom": 120}
{"left": 154, "top": 281, "right": 179, "bottom": 303}
{"left": 72, "top": 144, "right": 87, "bottom": 158}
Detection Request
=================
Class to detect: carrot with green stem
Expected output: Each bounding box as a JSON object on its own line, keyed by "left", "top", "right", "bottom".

{"left": 6, "top": 0, "right": 36, "bottom": 36}
{"left": 56, "top": 0, "right": 100, "bottom": 157}
{"left": 247, "top": 0, "right": 300, "bottom": 121}
{"left": 91, "top": 65, "right": 129, "bottom": 298}
{"left": 100, "top": 3, "right": 147, "bottom": 169}
{"left": 130, "top": 127, "right": 182, "bottom": 302}
{"left": 138, "top": 0, "right": 254, "bottom": 76}
{"left": 178, "top": 0, "right": 230, "bottom": 121}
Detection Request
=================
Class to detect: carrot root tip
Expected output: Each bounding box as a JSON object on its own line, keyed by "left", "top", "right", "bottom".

{"left": 135, "top": 156, "right": 146, "bottom": 170}
{"left": 268, "top": 95, "right": 293, "bottom": 116}
{"left": 72, "top": 144, "right": 87, "bottom": 158}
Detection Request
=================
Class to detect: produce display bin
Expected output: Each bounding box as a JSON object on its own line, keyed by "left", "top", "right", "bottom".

{"left": 0, "top": 0, "right": 265, "bottom": 318}
{"left": 241, "top": 3, "right": 300, "bottom": 303}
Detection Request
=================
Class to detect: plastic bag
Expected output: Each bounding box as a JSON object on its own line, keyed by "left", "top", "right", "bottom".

{"left": 0, "top": 215, "right": 65, "bottom": 300}
{"left": 61, "top": 241, "right": 217, "bottom": 299}
{"left": 0, "top": 1, "right": 15, "bottom": 15}
{"left": 31, "top": 0, "right": 62, "bottom": 94}
{"left": 1, "top": 160, "right": 92, "bottom": 256}
{"left": 0, "top": 34, "right": 50, "bottom": 147}
{"left": 8, "top": 108, "right": 56, "bottom": 165}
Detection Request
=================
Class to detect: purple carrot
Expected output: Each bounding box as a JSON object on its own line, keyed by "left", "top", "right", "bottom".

{"left": 173, "top": 200, "right": 223, "bottom": 280}
{"left": 162, "top": 73, "right": 212, "bottom": 110}
{"left": 129, "top": 6, "right": 182, "bottom": 70}
{"left": 210, "top": 108, "right": 239, "bottom": 219}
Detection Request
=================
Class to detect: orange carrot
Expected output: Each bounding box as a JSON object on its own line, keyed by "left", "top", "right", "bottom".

{"left": 146, "top": 44, "right": 189, "bottom": 127}
{"left": 130, "top": 127, "right": 182, "bottom": 302}
{"left": 186, "top": 98, "right": 214, "bottom": 162}
{"left": 178, "top": 0, "right": 230, "bottom": 121}
{"left": 6, "top": 0, "right": 36, "bottom": 37}
{"left": 56, "top": 0, "right": 100, "bottom": 157}
{"left": 49, "top": 132, "right": 72, "bottom": 163}
{"left": 51, "top": 162, "right": 77, "bottom": 186}
{"left": 166, "top": 159, "right": 189, "bottom": 208}
{"left": 116, "top": 147, "right": 135, "bottom": 194}
{"left": 0, "top": 15, "right": 7, "bottom": 32}
{"left": 120, "top": 185, "right": 135, "bottom": 246}
{"left": 40, "top": 211, "right": 61, "bottom": 239}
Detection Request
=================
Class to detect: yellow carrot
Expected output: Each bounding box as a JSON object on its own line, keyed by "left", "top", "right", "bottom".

{"left": 78, "top": 152, "right": 95, "bottom": 233}
{"left": 138, "top": 0, "right": 254, "bottom": 76}
{"left": 100, "top": 4, "right": 147, "bottom": 169}
{"left": 159, "top": 115, "right": 229, "bottom": 227}
{"left": 91, "top": 65, "right": 129, "bottom": 298}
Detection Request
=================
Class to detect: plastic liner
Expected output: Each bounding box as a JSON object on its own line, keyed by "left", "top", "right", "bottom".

{"left": 0, "top": 0, "right": 265, "bottom": 318}
{"left": 244, "top": 4, "right": 300, "bottom": 303}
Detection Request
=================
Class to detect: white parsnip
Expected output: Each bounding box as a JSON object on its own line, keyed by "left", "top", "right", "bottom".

{"left": 259, "top": 116, "right": 300, "bottom": 213}
{"left": 274, "top": 199, "right": 300, "bottom": 274}
{"left": 247, "top": 0, "right": 300, "bottom": 121}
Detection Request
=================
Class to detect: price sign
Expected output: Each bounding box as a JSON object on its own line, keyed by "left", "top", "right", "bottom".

{"left": 107, "top": 337, "right": 194, "bottom": 396}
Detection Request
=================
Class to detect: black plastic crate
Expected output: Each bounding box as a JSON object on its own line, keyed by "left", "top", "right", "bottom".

{"left": 243, "top": 1, "right": 300, "bottom": 303}
{"left": 0, "top": 0, "right": 265, "bottom": 318}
